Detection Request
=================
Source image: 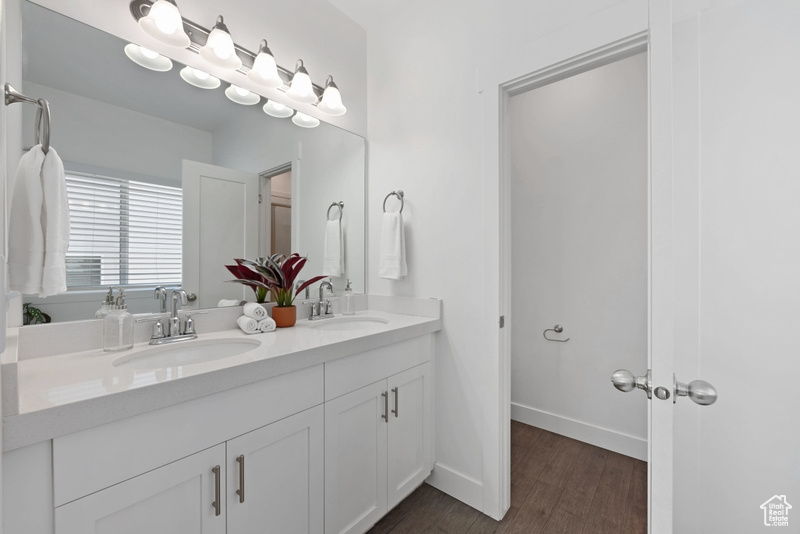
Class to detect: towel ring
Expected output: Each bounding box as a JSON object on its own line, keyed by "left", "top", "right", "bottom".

{"left": 383, "top": 190, "right": 404, "bottom": 213}
{"left": 543, "top": 324, "right": 570, "bottom": 342}
{"left": 327, "top": 201, "right": 344, "bottom": 221}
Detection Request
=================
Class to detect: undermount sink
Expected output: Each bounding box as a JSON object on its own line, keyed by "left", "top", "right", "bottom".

{"left": 308, "top": 315, "right": 389, "bottom": 332}
{"left": 112, "top": 338, "right": 261, "bottom": 369}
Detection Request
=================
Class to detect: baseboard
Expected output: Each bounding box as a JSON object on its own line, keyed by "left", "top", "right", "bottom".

{"left": 427, "top": 462, "right": 484, "bottom": 512}
{"left": 511, "top": 402, "right": 647, "bottom": 461}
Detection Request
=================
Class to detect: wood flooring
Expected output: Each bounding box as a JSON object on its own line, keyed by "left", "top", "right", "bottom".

{"left": 367, "top": 421, "right": 647, "bottom": 534}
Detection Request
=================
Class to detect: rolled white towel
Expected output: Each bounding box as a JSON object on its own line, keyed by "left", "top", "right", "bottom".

{"left": 243, "top": 302, "right": 267, "bottom": 320}
{"left": 258, "top": 317, "right": 277, "bottom": 333}
{"left": 237, "top": 315, "right": 259, "bottom": 335}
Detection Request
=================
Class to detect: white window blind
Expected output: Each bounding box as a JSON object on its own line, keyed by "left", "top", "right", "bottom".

{"left": 65, "top": 171, "right": 182, "bottom": 289}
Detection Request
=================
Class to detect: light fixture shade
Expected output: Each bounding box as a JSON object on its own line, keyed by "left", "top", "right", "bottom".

{"left": 124, "top": 43, "right": 173, "bottom": 72}
{"left": 263, "top": 100, "right": 294, "bottom": 118}
{"left": 138, "top": 0, "right": 191, "bottom": 48}
{"left": 317, "top": 76, "right": 347, "bottom": 116}
{"left": 286, "top": 60, "right": 317, "bottom": 104}
{"left": 246, "top": 40, "right": 282, "bottom": 88}
{"left": 225, "top": 84, "right": 261, "bottom": 105}
{"left": 180, "top": 66, "right": 221, "bottom": 89}
{"left": 199, "top": 16, "right": 242, "bottom": 70}
{"left": 292, "top": 112, "right": 320, "bottom": 128}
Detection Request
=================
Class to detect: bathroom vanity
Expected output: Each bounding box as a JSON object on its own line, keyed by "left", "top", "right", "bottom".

{"left": 1, "top": 296, "right": 440, "bottom": 534}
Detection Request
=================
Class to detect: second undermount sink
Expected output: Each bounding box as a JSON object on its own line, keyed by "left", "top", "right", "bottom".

{"left": 112, "top": 338, "right": 261, "bottom": 369}
{"left": 308, "top": 315, "right": 390, "bottom": 332}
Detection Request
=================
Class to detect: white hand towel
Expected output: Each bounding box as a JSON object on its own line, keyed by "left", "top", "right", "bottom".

{"left": 322, "top": 219, "right": 344, "bottom": 277}
{"left": 40, "top": 147, "right": 69, "bottom": 297}
{"left": 379, "top": 211, "right": 407, "bottom": 280}
{"left": 243, "top": 302, "right": 267, "bottom": 320}
{"left": 8, "top": 145, "right": 69, "bottom": 297}
{"left": 237, "top": 315, "right": 259, "bottom": 334}
{"left": 258, "top": 317, "right": 277, "bottom": 333}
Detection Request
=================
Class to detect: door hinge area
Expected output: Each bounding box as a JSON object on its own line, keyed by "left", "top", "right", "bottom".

{"left": 499, "top": 315, "right": 505, "bottom": 328}
{"left": 258, "top": 193, "right": 263, "bottom": 204}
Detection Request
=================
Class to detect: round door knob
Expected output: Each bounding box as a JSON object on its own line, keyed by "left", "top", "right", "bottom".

{"left": 186, "top": 293, "right": 197, "bottom": 302}
{"left": 677, "top": 379, "right": 717, "bottom": 406}
{"left": 611, "top": 369, "right": 636, "bottom": 392}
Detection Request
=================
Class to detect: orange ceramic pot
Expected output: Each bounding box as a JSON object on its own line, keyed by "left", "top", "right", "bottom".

{"left": 272, "top": 305, "right": 297, "bottom": 328}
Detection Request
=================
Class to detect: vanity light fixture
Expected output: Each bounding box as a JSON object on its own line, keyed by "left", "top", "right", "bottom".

{"left": 246, "top": 40, "right": 282, "bottom": 88}
{"left": 317, "top": 75, "right": 347, "bottom": 116}
{"left": 292, "top": 111, "right": 320, "bottom": 128}
{"left": 137, "top": 0, "right": 190, "bottom": 48}
{"left": 225, "top": 84, "right": 261, "bottom": 105}
{"left": 124, "top": 43, "right": 173, "bottom": 72}
{"left": 286, "top": 60, "right": 317, "bottom": 104}
{"left": 179, "top": 66, "right": 221, "bottom": 89}
{"left": 199, "top": 16, "right": 242, "bottom": 70}
{"left": 263, "top": 100, "right": 295, "bottom": 118}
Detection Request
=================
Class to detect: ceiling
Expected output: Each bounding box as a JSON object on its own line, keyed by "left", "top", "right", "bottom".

{"left": 325, "top": 0, "right": 406, "bottom": 31}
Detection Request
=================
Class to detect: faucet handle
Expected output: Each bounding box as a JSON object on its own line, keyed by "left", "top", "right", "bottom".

{"left": 183, "top": 311, "right": 208, "bottom": 335}
{"left": 136, "top": 314, "right": 166, "bottom": 339}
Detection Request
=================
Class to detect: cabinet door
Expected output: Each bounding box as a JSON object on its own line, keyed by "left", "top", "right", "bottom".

{"left": 55, "top": 444, "right": 226, "bottom": 534}
{"left": 325, "top": 380, "right": 388, "bottom": 534}
{"left": 387, "top": 363, "right": 433, "bottom": 509}
{"left": 227, "top": 405, "right": 324, "bottom": 534}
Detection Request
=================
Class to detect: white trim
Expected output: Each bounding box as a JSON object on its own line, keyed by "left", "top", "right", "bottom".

{"left": 511, "top": 403, "right": 647, "bottom": 462}
{"left": 426, "top": 462, "right": 483, "bottom": 512}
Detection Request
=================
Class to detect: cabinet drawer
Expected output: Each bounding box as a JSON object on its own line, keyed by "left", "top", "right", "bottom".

{"left": 325, "top": 335, "right": 433, "bottom": 401}
{"left": 54, "top": 365, "right": 323, "bottom": 507}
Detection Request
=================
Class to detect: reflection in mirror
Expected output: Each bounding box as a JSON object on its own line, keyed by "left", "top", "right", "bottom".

{"left": 18, "top": 1, "right": 365, "bottom": 323}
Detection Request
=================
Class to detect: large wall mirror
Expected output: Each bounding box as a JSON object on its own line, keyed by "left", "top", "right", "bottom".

{"left": 18, "top": 1, "right": 366, "bottom": 323}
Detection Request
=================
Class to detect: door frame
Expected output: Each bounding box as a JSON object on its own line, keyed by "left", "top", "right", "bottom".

{"left": 497, "top": 29, "right": 660, "bottom": 528}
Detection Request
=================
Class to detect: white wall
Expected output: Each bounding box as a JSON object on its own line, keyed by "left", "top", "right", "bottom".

{"left": 365, "top": 0, "right": 648, "bottom": 518}
{"left": 509, "top": 53, "right": 648, "bottom": 460}
{"left": 213, "top": 114, "right": 366, "bottom": 295}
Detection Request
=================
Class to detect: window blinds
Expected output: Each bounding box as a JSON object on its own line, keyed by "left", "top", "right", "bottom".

{"left": 65, "top": 171, "right": 182, "bottom": 290}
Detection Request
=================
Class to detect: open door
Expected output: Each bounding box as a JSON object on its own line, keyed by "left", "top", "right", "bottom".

{"left": 182, "top": 160, "right": 259, "bottom": 310}
{"left": 639, "top": 1, "right": 800, "bottom": 531}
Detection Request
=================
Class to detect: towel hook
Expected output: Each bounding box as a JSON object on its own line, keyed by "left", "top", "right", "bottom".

{"left": 383, "top": 190, "right": 404, "bottom": 213}
{"left": 543, "top": 324, "right": 570, "bottom": 342}
{"left": 327, "top": 201, "right": 344, "bottom": 221}
{"left": 4, "top": 83, "right": 51, "bottom": 153}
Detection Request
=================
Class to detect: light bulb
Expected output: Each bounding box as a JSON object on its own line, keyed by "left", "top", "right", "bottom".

{"left": 263, "top": 100, "right": 294, "bottom": 118}
{"left": 292, "top": 112, "right": 320, "bottom": 128}
{"left": 199, "top": 16, "right": 242, "bottom": 70}
{"left": 247, "top": 40, "right": 282, "bottom": 88}
{"left": 286, "top": 60, "right": 317, "bottom": 104}
{"left": 225, "top": 84, "right": 260, "bottom": 105}
{"left": 124, "top": 43, "right": 173, "bottom": 72}
{"left": 318, "top": 76, "right": 347, "bottom": 116}
{"left": 138, "top": 0, "right": 190, "bottom": 48}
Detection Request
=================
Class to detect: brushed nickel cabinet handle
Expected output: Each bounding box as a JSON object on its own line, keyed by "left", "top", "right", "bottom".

{"left": 381, "top": 391, "right": 388, "bottom": 422}
{"left": 212, "top": 465, "right": 221, "bottom": 516}
{"left": 391, "top": 387, "right": 399, "bottom": 417}
{"left": 236, "top": 455, "right": 245, "bottom": 503}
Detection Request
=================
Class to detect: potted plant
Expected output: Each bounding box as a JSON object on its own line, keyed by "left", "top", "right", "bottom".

{"left": 226, "top": 254, "right": 326, "bottom": 327}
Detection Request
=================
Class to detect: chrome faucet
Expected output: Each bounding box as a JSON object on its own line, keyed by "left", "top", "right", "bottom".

{"left": 310, "top": 280, "right": 335, "bottom": 320}
{"left": 154, "top": 286, "right": 167, "bottom": 313}
{"left": 169, "top": 289, "right": 188, "bottom": 337}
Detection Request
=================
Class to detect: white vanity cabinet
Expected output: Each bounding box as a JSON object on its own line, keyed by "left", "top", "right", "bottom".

{"left": 324, "top": 336, "right": 434, "bottom": 534}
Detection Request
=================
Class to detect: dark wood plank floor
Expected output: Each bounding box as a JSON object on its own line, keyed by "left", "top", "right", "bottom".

{"left": 367, "top": 421, "right": 647, "bottom": 534}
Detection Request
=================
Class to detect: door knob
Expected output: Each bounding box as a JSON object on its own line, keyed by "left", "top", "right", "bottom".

{"left": 674, "top": 376, "right": 717, "bottom": 405}
{"left": 610, "top": 369, "right": 652, "bottom": 399}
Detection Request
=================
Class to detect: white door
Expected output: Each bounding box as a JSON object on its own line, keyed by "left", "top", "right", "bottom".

{"left": 325, "top": 380, "right": 388, "bottom": 534}
{"left": 646, "top": 0, "right": 800, "bottom": 531}
{"left": 387, "top": 363, "right": 433, "bottom": 510}
{"left": 182, "top": 161, "right": 259, "bottom": 309}
{"left": 227, "top": 405, "right": 324, "bottom": 534}
{"left": 55, "top": 444, "right": 226, "bottom": 534}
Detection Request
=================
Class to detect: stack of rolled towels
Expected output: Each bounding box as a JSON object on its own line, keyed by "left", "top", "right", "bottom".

{"left": 237, "top": 303, "right": 276, "bottom": 334}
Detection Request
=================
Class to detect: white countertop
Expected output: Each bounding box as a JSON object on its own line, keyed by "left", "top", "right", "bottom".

{"left": 3, "top": 300, "right": 441, "bottom": 451}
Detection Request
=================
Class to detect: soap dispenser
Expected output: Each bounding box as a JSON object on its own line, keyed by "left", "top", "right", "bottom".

{"left": 104, "top": 289, "right": 134, "bottom": 352}
{"left": 342, "top": 279, "right": 355, "bottom": 316}
{"left": 95, "top": 287, "right": 115, "bottom": 319}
